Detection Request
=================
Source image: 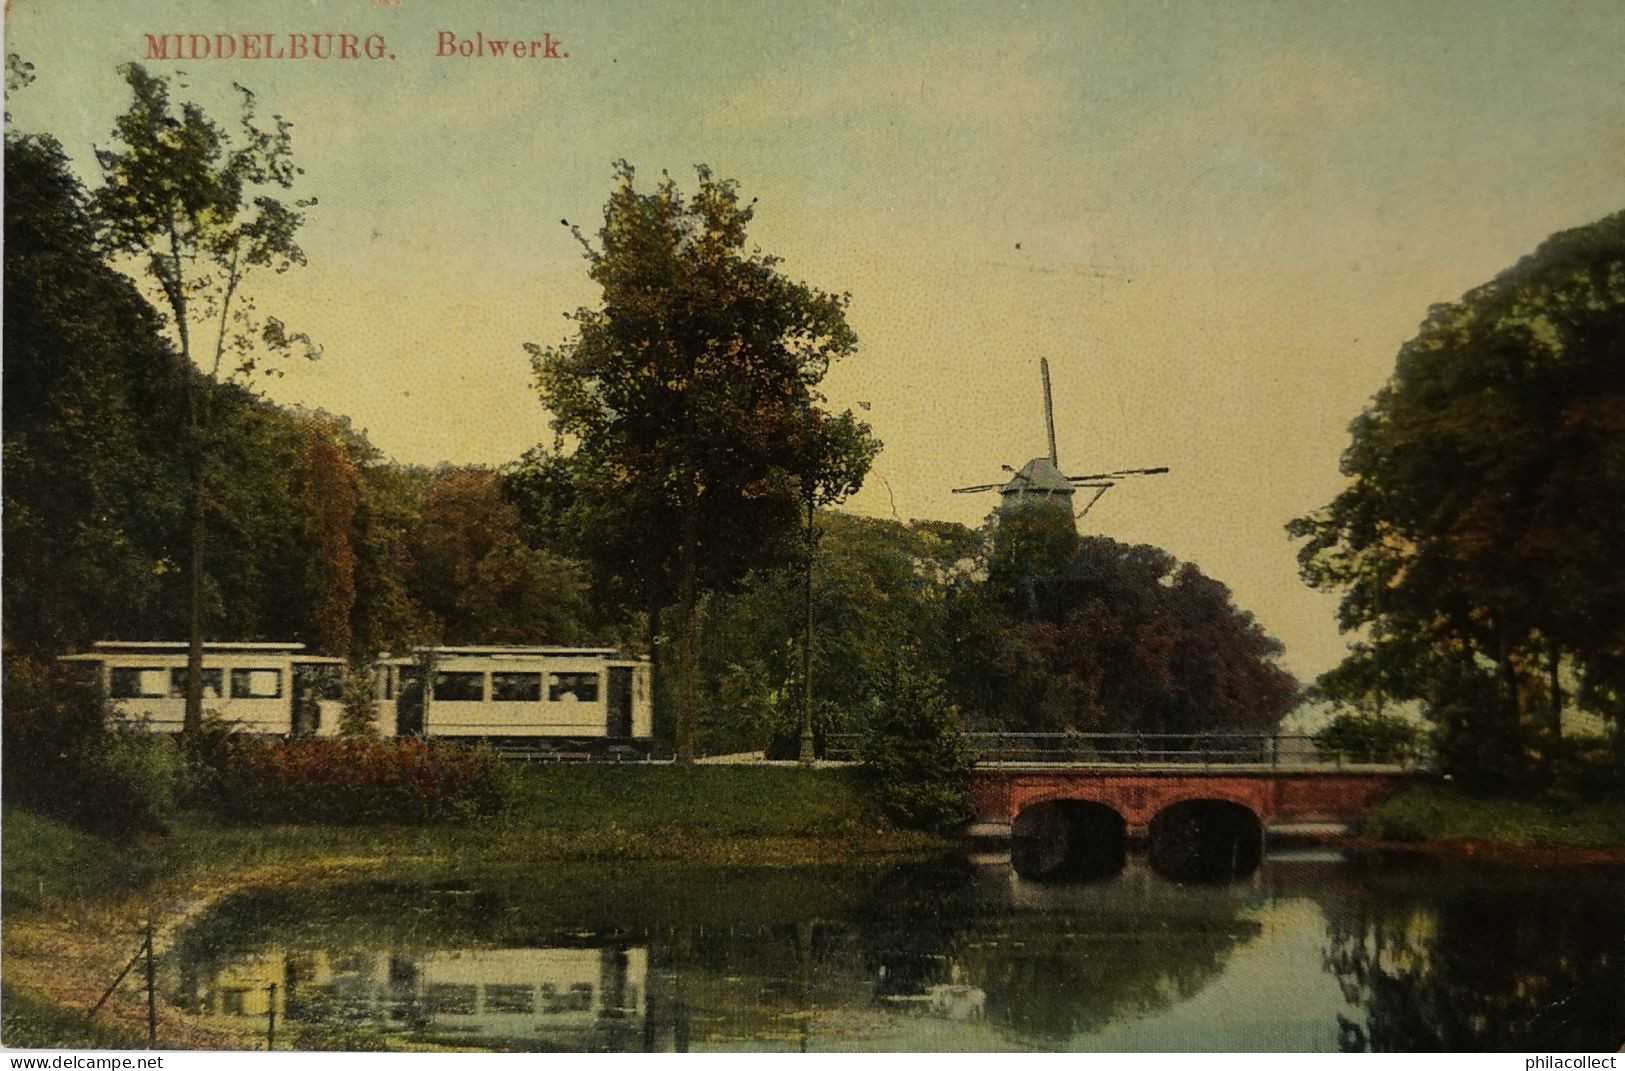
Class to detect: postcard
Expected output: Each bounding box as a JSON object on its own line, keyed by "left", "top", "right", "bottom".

{"left": 4, "top": 0, "right": 1622, "bottom": 1057}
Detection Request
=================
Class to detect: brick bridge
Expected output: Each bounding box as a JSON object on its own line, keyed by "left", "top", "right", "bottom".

{"left": 969, "top": 765, "right": 1418, "bottom": 845}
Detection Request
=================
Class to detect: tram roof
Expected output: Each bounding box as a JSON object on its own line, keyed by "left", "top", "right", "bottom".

{"left": 378, "top": 645, "right": 637, "bottom": 662}
{"left": 91, "top": 640, "right": 308, "bottom": 653}
{"left": 67, "top": 641, "right": 344, "bottom": 664}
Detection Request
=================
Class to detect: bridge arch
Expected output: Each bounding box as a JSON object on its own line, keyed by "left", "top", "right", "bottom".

{"left": 1147, "top": 797, "right": 1264, "bottom": 882}
{"left": 1010, "top": 797, "right": 1126, "bottom": 880}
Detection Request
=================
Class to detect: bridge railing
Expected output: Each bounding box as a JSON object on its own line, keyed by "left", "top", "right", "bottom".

{"left": 823, "top": 731, "right": 1431, "bottom": 769}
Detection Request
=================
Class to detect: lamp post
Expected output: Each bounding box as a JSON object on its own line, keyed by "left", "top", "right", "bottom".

{"left": 799, "top": 489, "right": 816, "bottom": 765}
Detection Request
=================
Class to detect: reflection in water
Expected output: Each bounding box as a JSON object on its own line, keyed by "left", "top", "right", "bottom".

{"left": 1320, "top": 864, "right": 1625, "bottom": 1052}
{"left": 168, "top": 857, "right": 1625, "bottom": 1052}
{"left": 181, "top": 942, "right": 652, "bottom": 1051}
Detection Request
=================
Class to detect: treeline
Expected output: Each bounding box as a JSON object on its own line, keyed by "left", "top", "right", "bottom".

{"left": 3, "top": 132, "right": 599, "bottom": 661}
{"left": 694, "top": 505, "right": 1298, "bottom": 758}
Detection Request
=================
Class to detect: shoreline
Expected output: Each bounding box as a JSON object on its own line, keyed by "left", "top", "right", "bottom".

{"left": 1343, "top": 837, "right": 1625, "bottom": 867}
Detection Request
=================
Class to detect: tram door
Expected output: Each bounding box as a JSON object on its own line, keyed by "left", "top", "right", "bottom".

{"left": 606, "top": 667, "right": 634, "bottom": 738}
{"left": 396, "top": 667, "right": 425, "bottom": 736}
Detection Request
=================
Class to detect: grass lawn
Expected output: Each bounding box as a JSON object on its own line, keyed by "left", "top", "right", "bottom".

{"left": 0, "top": 984, "right": 148, "bottom": 1051}
{"left": 507, "top": 763, "right": 890, "bottom": 834}
{"left": 5, "top": 764, "right": 930, "bottom": 903}
{"left": 1361, "top": 783, "right": 1625, "bottom": 848}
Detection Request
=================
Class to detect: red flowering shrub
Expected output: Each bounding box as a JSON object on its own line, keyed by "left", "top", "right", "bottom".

{"left": 191, "top": 737, "right": 511, "bottom": 824}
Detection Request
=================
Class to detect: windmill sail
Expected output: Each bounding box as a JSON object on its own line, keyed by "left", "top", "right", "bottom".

{"left": 952, "top": 360, "right": 1167, "bottom": 521}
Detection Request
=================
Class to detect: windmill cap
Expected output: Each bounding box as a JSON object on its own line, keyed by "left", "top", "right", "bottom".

{"left": 1000, "top": 458, "right": 1076, "bottom": 496}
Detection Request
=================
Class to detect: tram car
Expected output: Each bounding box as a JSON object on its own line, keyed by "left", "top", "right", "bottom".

{"left": 378, "top": 645, "right": 653, "bottom": 757}
{"left": 61, "top": 642, "right": 654, "bottom": 757}
{"left": 60, "top": 641, "right": 347, "bottom": 736}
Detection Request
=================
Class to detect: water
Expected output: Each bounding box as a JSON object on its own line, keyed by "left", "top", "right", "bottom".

{"left": 167, "top": 855, "right": 1624, "bottom": 1052}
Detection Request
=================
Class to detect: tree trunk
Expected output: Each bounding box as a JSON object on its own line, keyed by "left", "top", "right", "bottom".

{"left": 182, "top": 334, "right": 206, "bottom": 740}
{"left": 1547, "top": 640, "right": 1563, "bottom": 741}
{"left": 646, "top": 603, "right": 662, "bottom": 755}
{"left": 1493, "top": 609, "right": 1522, "bottom": 726}
{"left": 674, "top": 507, "right": 699, "bottom": 765}
{"left": 184, "top": 464, "right": 206, "bottom": 738}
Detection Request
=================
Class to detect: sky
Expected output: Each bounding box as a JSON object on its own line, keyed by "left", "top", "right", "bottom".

{"left": 7, "top": 0, "right": 1625, "bottom": 682}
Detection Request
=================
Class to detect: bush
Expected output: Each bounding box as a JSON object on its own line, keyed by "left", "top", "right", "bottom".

{"left": 858, "top": 664, "right": 974, "bottom": 835}
{"left": 1313, "top": 713, "right": 1428, "bottom": 765}
{"left": 189, "top": 736, "right": 513, "bottom": 824}
{"left": 1, "top": 655, "right": 176, "bottom": 836}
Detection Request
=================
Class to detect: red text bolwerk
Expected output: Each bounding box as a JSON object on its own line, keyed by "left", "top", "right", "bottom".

{"left": 436, "top": 31, "right": 567, "bottom": 59}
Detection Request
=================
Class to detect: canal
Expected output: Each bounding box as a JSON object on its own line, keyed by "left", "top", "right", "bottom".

{"left": 167, "top": 854, "right": 1623, "bottom": 1052}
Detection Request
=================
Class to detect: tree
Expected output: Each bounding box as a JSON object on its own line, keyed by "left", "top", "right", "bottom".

{"left": 1289, "top": 211, "right": 1625, "bottom": 782}
{"left": 529, "top": 163, "right": 878, "bottom": 762}
{"left": 350, "top": 461, "right": 437, "bottom": 658}
{"left": 699, "top": 513, "right": 981, "bottom": 756}
{"left": 296, "top": 417, "right": 362, "bottom": 658}
{"left": 92, "top": 63, "right": 317, "bottom": 737}
{"left": 976, "top": 535, "right": 1299, "bottom": 736}
{"left": 408, "top": 468, "right": 591, "bottom": 645}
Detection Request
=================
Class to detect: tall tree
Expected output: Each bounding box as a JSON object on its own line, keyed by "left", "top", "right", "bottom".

{"left": 297, "top": 416, "right": 362, "bottom": 658}
{"left": 1289, "top": 211, "right": 1625, "bottom": 780}
{"left": 529, "top": 163, "right": 878, "bottom": 762}
{"left": 92, "top": 63, "right": 317, "bottom": 736}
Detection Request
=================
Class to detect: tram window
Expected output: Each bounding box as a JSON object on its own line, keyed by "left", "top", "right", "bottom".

{"left": 300, "top": 668, "right": 344, "bottom": 701}
{"left": 433, "top": 671, "right": 485, "bottom": 702}
{"left": 484, "top": 984, "right": 535, "bottom": 1014}
{"left": 541, "top": 982, "right": 594, "bottom": 1013}
{"left": 68, "top": 663, "right": 101, "bottom": 690}
{"left": 229, "top": 668, "right": 283, "bottom": 699}
{"left": 549, "top": 672, "right": 599, "bottom": 703}
{"left": 110, "top": 668, "right": 167, "bottom": 699}
{"left": 168, "top": 668, "right": 224, "bottom": 699}
{"left": 491, "top": 672, "right": 543, "bottom": 702}
{"left": 423, "top": 984, "right": 477, "bottom": 1016}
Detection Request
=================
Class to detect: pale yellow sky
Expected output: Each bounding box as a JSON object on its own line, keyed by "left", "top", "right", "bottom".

{"left": 7, "top": 0, "right": 1624, "bottom": 681}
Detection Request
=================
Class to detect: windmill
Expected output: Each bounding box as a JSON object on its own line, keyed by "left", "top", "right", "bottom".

{"left": 951, "top": 358, "right": 1168, "bottom": 521}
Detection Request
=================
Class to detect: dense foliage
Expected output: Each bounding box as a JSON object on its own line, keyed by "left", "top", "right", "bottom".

{"left": 691, "top": 504, "right": 1298, "bottom": 756}
{"left": 3, "top": 133, "right": 190, "bottom": 652}
{"left": 972, "top": 507, "right": 1299, "bottom": 736}
{"left": 698, "top": 513, "right": 979, "bottom": 757}
{"left": 1312, "top": 713, "right": 1428, "bottom": 765}
{"left": 0, "top": 657, "right": 179, "bottom": 836}
{"left": 1290, "top": 211, "right": 1625, "bottom": 785}
{"left": 3, "top": 113, "right": 604, "bottom": 657}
